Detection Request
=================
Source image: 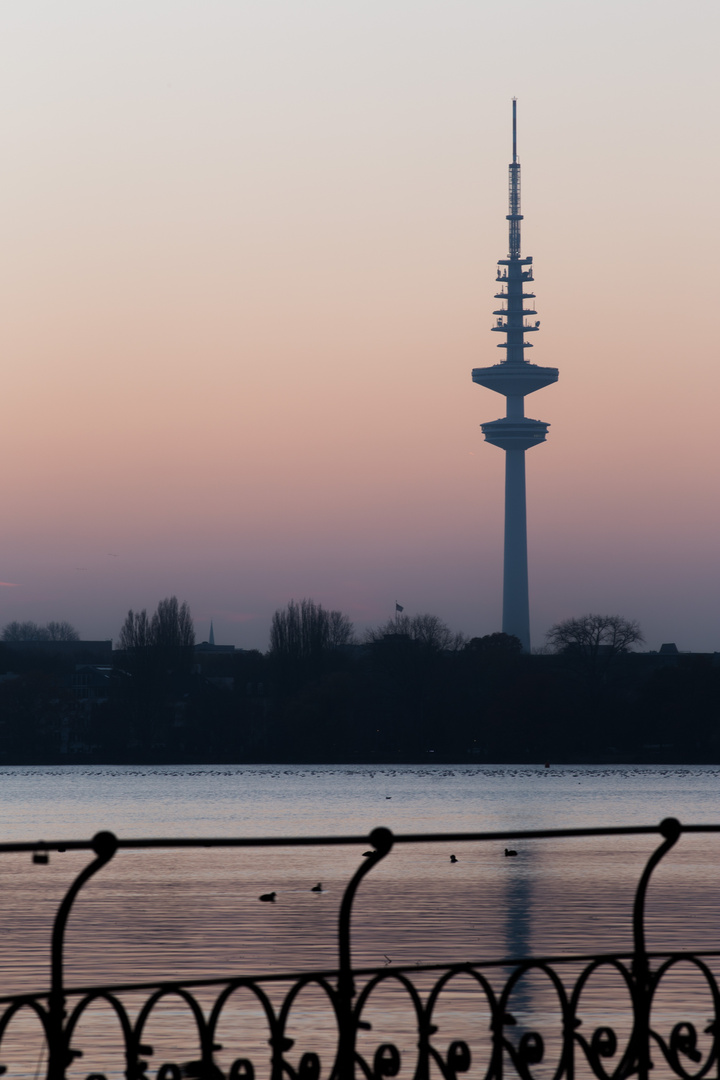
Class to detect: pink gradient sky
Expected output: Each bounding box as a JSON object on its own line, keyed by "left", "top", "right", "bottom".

{"left": 1, "top": 2, "right": 719, "bottom": 652}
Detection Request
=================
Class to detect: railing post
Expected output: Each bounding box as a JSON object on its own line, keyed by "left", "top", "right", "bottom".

{"left": 48, "top": 831, "right": 118, "bottom": 1080}
{"left": 631, "top": 817, "right": 681, "bottom": 1080}
{"left": 337, "top": 827, "right": 394, "bottom": 1080}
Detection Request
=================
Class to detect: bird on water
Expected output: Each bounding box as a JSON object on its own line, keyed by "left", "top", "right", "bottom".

{"left": 504, "top": 849, "right": 518, "bottom": 857}
{"left": 450, "top": 854, "right": 458, "bottom": 863}
{"left": 259, "top": 891, "right": 277, "bottom": 902}
{"left": 311, "top": 882, "right": 323, "bottom": 892}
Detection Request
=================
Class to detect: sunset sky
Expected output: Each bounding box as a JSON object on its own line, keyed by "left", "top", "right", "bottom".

{"left": 1, "top": 1, "right": 719, "bottom": 653}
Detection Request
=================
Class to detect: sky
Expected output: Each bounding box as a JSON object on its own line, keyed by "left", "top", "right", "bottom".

{"left": 1, "top": 1, "right": 719, "bottom": 653}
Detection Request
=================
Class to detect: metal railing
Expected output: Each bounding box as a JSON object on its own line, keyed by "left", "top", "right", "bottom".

{"left": 1, "top": 818, "right": 719, "bottom": 1080}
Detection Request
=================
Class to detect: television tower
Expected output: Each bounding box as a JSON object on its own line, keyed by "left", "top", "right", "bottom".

{"left": 472, "top": 101, "right": 558, "bottom": 652}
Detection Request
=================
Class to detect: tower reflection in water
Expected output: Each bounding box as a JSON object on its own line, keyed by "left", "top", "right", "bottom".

{"left": 498, "top": 848, "right": 566, "bottom": 1078}
{"left": 503, "top": 851, "right": 534, "bottom": 1027}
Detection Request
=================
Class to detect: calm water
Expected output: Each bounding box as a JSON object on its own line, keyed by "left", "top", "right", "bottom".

{"left": 3, "top": 761, "right": 720, "bottom": 837}
{"left": 1, "top": 764, "right": 719, "bottom": 1077}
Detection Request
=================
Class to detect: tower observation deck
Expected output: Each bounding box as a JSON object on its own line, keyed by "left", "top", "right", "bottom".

{"left": 472, "top": 101, "right": 558, "bottom": 652}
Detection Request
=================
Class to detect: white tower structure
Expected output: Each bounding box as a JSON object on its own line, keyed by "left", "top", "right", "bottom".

{"left": 472, "top": 101, "right": 558, "bottom": 652}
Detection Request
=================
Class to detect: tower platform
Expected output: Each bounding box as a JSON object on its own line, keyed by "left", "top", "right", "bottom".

{"left": 480, "top": 417, "right": 550, "bottom": 451}
{"left": 472, "top": 361, "right": 558, "bottom": 398}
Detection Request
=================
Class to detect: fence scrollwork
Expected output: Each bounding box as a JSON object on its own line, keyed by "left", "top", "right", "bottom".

{"left": 0, "top": 819, "right": 717, "bottom": 1080}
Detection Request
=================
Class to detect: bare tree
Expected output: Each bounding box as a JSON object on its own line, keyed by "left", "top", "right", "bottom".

{"left": 119, "top": 599, "right": 194, "bottom": 652}
{"left": 269, "top": 599, "right": 353, "bottom": 660}
{"left": 2, "top": 621, "right": 48, "bottom": 641}
{"left": 327, "top": 609, "right": 354, "bottom": 650}
{"left": 118, "top": 609, "right": 151, "bottom": 651}
{"left": 150, "top": 597, "right": 195, "bottom": 649}
{"left": 270, "top": 600, "right": 301, "bottom": 659}
{"left": 45, "top": 621, "right": 80, "bottom": 641}
{"left": 2, "top": 620, "right": 79, "bottom": 642}
{"left": 546, "top": 613, "right": 643, "bottom": 672}
{"left": 366, "top": 612, "right": 464, "bottom": 652}
{"left": 117, "top": 598, "right": 195, "bottom": 684}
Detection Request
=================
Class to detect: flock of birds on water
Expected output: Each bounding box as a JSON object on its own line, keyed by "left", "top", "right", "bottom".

{"left": 258, "top": 848, "right": 518, "bottom": 902}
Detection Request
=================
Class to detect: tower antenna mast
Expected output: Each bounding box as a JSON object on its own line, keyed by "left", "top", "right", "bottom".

{"left": 512, "top": 96, "right": 517, "bottom": 164}
{"left": 471, "top": 102, "right": 558, "bottom": 651}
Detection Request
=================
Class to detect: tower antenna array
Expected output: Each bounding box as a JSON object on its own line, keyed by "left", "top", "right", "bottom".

{"left": 471, "top": 102, "right": 558, "bottom": 651}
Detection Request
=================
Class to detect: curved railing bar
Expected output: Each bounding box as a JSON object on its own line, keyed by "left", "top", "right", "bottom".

{"left": 48, "top": 830, "right": 118, "bottom": 1080}
{"left": 50, "top": 832, "right": 119, "bottom": 998}
{"left": 338, "top": 827, "right": 394, "bottom": 997}
{"left": 629, "top": 819, "right": 682, "bottom": 1080}
{"left": 336, "top": 827, "right": 394, "bottom": 1080}
{"left": 633, "top": 818, "right": 682, "bottom": 971}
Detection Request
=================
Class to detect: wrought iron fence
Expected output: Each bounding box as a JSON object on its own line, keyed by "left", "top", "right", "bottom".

{"left": 1, "top": 818, "right": 719, "bottom": 1080}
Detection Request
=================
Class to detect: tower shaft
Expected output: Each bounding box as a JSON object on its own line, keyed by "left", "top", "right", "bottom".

{"left": 503, "top": 449, "right": 530, "bottom": 648}
{"left": 471, "top": 102, "right": 558, "bottom": 651}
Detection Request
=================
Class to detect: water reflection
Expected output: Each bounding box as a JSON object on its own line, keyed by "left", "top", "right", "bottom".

{"left": 502, "top": 848, "right": 539, "bottom": 1058}
{"left": 504, "top": 853, "right": 533, "bottom": 961}
{"left": 498, "top": 846, "right": 565, "bottom": 1080}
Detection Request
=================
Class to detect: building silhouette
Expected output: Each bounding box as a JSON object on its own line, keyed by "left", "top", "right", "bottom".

{"left": 472, "top": 101, "right": 558, "bottom": 651}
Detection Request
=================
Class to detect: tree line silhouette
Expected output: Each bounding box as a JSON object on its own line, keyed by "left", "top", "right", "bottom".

{"left": 0, "top": 599, "right": 717, "bottom": 764}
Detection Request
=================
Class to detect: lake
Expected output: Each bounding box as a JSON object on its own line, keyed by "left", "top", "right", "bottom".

{"left": 0, "top": 764, "right": 719, "bottom": 1079}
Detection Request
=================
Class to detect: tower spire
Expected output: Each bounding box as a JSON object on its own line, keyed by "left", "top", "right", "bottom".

{"left": 471, "top": 101, "right": 558, "bottom": 651}
{"left": 508, "top": 98, "right": 522, "bottom": 260}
